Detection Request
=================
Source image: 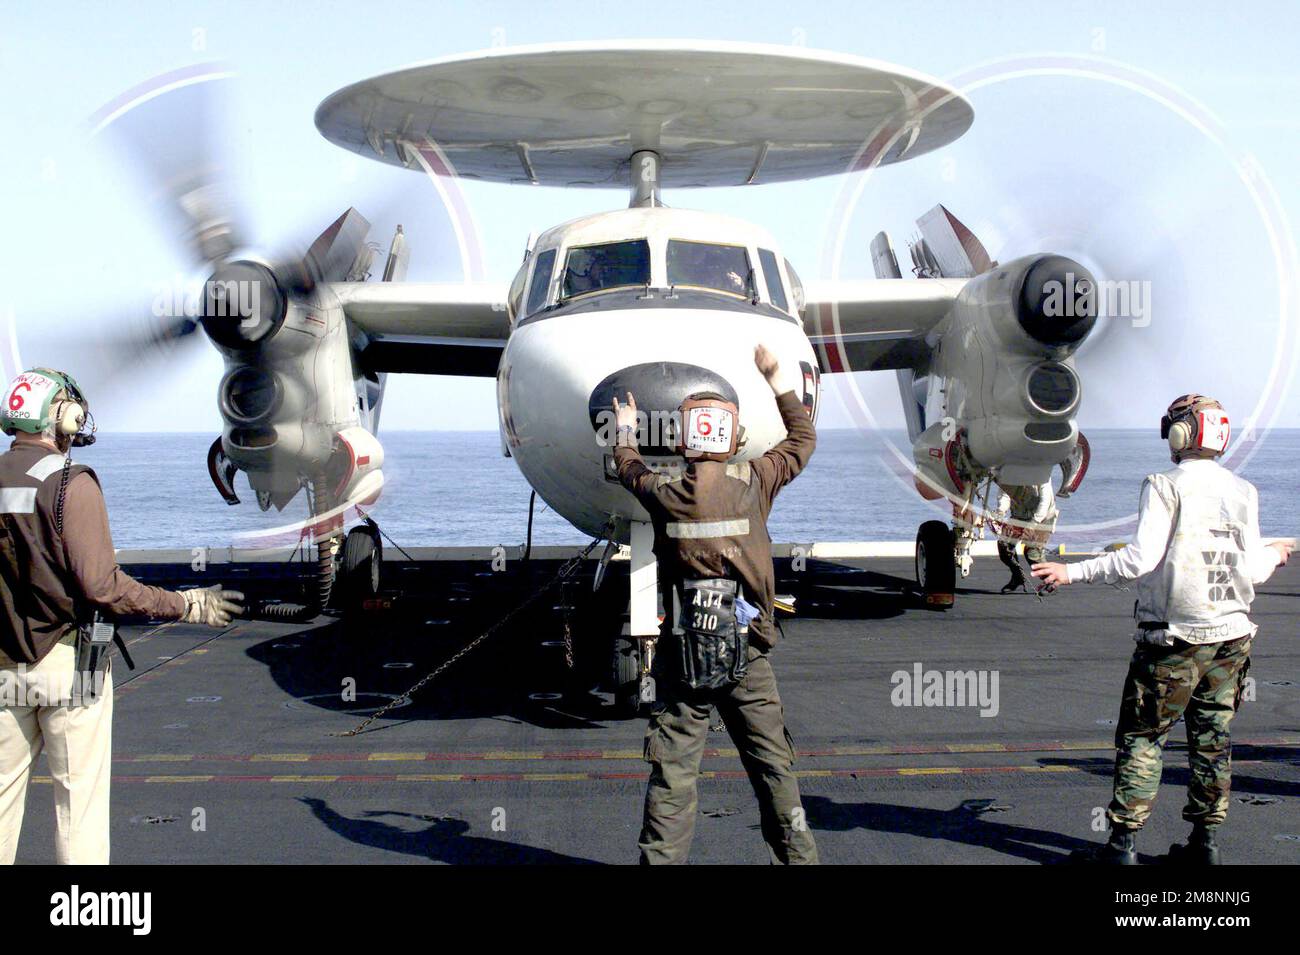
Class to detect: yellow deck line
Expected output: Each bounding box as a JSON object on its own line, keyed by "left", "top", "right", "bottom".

{"left": 32, "top": 755, "right": 1291, "bottom": 786}
{"left": 108, "top": 736, "right": 1300, "bottom": 764}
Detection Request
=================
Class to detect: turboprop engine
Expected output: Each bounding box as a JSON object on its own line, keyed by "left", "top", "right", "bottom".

{"left": 914, "top": 253, "right": 1097, "bottom": 495}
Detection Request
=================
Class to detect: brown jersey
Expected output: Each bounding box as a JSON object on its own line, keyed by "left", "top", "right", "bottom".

{"left": 614, "top": 390, "right": 816, "bottom": 649}
{"left": 0, "top": 440, "right": 185, "bottom": 666}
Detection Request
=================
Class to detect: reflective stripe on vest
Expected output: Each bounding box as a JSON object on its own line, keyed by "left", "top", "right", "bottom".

{"left": 666, "top": 518, "right": 751, "bottom": 539}
{"left": 26, "top": 453, "right": 67, "bottom": 482}
{"left": 0, "top": 487, "right": 37, "bottom": 514}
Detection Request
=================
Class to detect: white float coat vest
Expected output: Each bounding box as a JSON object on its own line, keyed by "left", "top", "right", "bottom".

{"left": 1135, "top": 462, "right": 1259, "bottom": 644}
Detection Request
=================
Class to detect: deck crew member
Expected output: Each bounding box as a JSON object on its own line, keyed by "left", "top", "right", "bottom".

{"left": 0, "top": 368, "right": 243, "bottom": 864}
{"left": 1032, "top": 394, "right": 1290, "bottom": 864}
{"left": 612, "top": 344, "right": 819, "bottom": 864}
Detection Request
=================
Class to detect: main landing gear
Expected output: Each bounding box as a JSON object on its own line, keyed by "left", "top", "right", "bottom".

{"left": 915, "top": 519, "right": 956, "bottom": 609}
{"left": 336, "top": 517, "right": 383, "bottom": 615}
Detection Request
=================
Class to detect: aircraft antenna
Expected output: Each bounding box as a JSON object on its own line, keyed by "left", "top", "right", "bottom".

{"left": 630, "top": 150, "right": 662, "bottom": 208}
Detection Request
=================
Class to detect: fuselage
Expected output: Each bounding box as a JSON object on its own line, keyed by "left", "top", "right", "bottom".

{"left": 496, "top": 207, "right": 819, "bottom": 541}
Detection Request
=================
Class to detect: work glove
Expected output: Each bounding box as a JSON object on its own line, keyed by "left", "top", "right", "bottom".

{"left": 181, "top": 585, "right": 245, "bottom": 628}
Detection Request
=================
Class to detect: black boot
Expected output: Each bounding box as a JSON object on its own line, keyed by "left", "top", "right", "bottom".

{"left": 997, "top": 542, "right": 1028, "bottom": 594}
{"left": 1164, "top": 825, "right": 1221, "bottom": 865}
{"left": 1070, "top": 828, "right": 1138, "bottom": 865}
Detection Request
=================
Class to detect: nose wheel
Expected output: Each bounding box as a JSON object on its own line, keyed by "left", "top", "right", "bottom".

{"left": 915, "top": 520, "right": 956, "bottom": 609}
{"left": 612, "top": 519, "right": 660, "bottom": 717}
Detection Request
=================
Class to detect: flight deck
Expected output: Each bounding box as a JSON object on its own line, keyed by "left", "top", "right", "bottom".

{"left": 13, "top": 550, "right": 1299, "bottom": 865}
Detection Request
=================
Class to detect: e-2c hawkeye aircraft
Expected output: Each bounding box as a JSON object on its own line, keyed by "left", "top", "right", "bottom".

{"left": 93, "top": 41, "right": 1100, "bottom": 706}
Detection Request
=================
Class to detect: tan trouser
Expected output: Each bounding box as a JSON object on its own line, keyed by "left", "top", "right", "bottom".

{"left": 0, "top": 642, "right": 113, "bottom": 864}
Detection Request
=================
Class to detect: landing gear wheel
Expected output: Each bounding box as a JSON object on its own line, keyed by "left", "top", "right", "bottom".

{"left": 916, "top": 520, "right": 956, "bottom": 609}
{"left": 613, "top": 633, "right": 644, "bottom": 718}
{"left": 338, "top": 521, "right": 382, "bottom": 614}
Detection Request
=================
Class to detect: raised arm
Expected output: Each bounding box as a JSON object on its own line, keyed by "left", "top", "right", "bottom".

{"left": 751, "top": 344, "right": 817, "bottom": 504}
{"left": 611, "top": 392, "right": 661, "bottom": 504}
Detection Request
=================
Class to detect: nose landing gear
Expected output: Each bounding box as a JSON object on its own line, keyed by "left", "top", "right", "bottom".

{"left": 612, "top": 520, "right": 660, "bottom": 717}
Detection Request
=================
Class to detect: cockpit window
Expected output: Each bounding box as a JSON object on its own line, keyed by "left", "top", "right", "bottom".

{"left": 757, "top": 248, "right": 788, "bottom": 312}
{"left": 525, "top": 248, "right": 556, "bottom": 314}
{"left": 666, "top": 240, "right": 752, "bottom": 298}
{"left": 562, "top": 240, "right": 650, "bottom": 299}
{"left": 784, "top": 258, "right": 806, "bottom": 312}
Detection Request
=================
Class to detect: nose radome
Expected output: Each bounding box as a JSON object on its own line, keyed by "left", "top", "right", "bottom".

{"left": 588, "top": 362, "right": 738, "bottom": 455}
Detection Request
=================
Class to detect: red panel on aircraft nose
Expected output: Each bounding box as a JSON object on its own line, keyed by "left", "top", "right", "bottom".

{"left": 817, "top": 302, "right": 846, "bottom": 373}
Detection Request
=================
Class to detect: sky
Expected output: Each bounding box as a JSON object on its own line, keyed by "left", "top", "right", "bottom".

{"left": 1, "top": 0, "right": 1298, "bottom": 433}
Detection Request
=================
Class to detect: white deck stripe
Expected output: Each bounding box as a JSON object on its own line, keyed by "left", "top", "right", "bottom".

{"left": 111, "top": 539, "right": 1298, "bottom": 565}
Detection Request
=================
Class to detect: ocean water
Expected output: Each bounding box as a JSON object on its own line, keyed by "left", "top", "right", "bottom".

{"left": 69, "top": 429, "right": 1299, "bottom": 551}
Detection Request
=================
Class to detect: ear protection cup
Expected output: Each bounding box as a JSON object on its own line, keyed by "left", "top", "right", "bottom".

{"left": 56, "top": 400, "right": 85, "bottom": 437}
{"left": 1167, "top": 418, "right": 1193, "bottom": 453}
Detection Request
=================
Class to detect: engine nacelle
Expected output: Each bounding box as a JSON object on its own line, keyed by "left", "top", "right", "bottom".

{"left": 209, "top": 283, "right": 373, "bottom": 511}
{"left": 952, "top": 254, "right": 1098, "bottom": 357}
{"left": 929, "top": 254, "right": 1096, "bottom": 486}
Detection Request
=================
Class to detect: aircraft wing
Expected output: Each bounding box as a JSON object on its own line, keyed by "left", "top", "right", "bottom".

{"left": 801, "top": 278, "right": 966, "bottom": 373}
{"left": 335, "top": 282, "right": 512, "bottom": 377}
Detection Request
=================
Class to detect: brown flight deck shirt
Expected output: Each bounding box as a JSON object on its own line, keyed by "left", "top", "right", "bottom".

{"left": 0, "top": 438, "right": 185, "bottom": 667}
{"left": 614, "top": 390, "right": 816, "bottom": 650}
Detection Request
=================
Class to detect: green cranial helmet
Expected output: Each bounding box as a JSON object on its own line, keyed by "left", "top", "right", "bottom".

{"left": 1, "top": 368, "right": 89, "bottom": 436}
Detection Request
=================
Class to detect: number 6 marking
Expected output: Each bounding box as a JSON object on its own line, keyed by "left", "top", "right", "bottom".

{"left": 8, "top": 382, "right": 30, "bottom": 411}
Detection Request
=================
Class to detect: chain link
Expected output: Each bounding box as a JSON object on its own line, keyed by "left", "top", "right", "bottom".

{"left": 332, "top": 535, "right": 606, "bottom": 737}
{"left": 561, "top": 579, "right": 576, "bottom": 669}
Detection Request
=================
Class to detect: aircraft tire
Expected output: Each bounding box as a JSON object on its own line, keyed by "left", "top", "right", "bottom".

{"left": 338, "top": 522, "right": 382, "bottom": 614}
{"left": 613, "top": 634, "right": 643, "bottom": 718}
{"left": 916, "top": 520, "right": 956, "bottom": 609}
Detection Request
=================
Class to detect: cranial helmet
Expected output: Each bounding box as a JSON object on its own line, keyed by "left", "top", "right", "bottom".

{"left": 673, "top": 391, "right": 744, "bottom": 463}
{"left": 1161, "top": 393, "right": 1229, "bottom": 460}
{"left": 0, "top": 368, "right": 91, "bottom": 442}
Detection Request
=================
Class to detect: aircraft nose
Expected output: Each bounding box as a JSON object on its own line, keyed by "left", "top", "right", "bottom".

{"left": 588, "top": 361, "right": 738, "bottom": 455}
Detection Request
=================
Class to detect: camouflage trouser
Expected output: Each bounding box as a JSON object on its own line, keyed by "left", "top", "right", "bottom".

{"left": 1108, "top": 636, "right": 1252, "bottom": 832}
{"left": 638, "top": 644, "right": 819, "bottom": 864}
